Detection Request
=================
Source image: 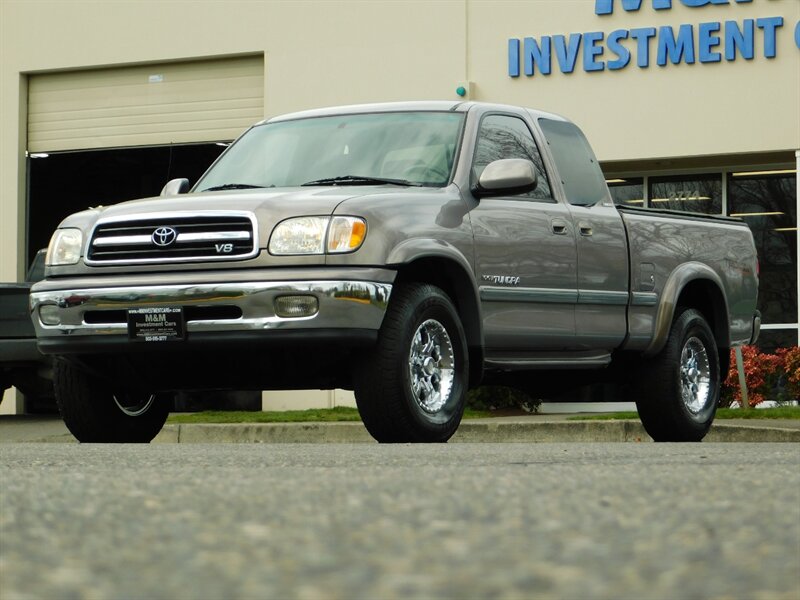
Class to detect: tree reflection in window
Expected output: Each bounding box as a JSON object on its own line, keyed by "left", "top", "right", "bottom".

{"left": 649, "top": 174, "right": 722, "bottom": 215}
{"left": 607, "top": 177, "right": 644, "bottom": 206}
{"left": 728, "top": 172, "right": 797, "bottom": 326}
{"left": 472, "top": 115, "right": 553, "bottom": 202}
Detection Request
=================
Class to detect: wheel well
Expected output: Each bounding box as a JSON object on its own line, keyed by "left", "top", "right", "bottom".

{"left": 394, "top": 257, "right": 483, "bottom": 387}
{"left": 676, "top": 279, "right": 729, "bottom": 352}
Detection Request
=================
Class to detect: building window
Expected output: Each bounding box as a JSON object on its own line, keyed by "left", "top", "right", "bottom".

{"left": 754, "top": 329, "right": 799, "bottom": 354}
{"left": 649, "top": 174, "right": 722, "bottom": 214}
{"left": 727, "top": 170, "right": 797, "bottom": 338}
{"left": 603, "top": 166, "right": 798, "bottom": 352}
{"left": 607, "top": 177, "right": 644, "bottom": 206}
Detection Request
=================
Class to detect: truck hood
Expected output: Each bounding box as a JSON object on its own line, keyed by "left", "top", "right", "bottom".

{"left": 50, "top": 185, "right": 435, "bottom": 277}
{"left": 90, "top": 186, "right": 371, "bottom": 221}
{"left": 59, "top": 186, "right": 392, "bottom": 243}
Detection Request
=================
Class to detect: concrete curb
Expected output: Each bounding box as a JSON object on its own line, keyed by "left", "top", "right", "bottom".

{"left": 148, "top": 420, "right": 800, "bottom": 444}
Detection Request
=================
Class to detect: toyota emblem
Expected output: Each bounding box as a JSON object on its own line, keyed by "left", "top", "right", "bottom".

{"left": 152, "top": 227, "right": 178, "bottom": 247}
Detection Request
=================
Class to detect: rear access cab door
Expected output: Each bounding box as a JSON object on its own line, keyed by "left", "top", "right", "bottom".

{"left": 534, "top": 116, "right": 629, "bottom": 352}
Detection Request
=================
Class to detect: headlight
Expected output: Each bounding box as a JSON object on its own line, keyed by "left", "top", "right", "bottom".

{"left": 269, "top": 217, "right": 328, "bottom": 255}
{"left": 269, "top": 217, "right": 367, "bottom": 255}
{"left": 45, "top": 228, "right": 83, "bottom": 266}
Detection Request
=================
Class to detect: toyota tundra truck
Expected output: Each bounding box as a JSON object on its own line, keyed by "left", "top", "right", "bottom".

{"left": 29, "top": 101, "right": 760, "bottom": 443}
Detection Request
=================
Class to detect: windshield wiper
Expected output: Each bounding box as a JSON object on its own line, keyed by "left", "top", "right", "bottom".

{"left": 202, "top": 183, "right": 267, "bottom": 192}
{"left": 301, "top": 175, "right": 421, "bottom": 187}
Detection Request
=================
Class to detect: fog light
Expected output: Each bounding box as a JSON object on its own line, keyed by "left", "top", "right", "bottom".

{"left": 39, "top": 305, "right": 61, "bottom": 326}
{"left": 274, "top": 295, "right": 319, "bottom": 318}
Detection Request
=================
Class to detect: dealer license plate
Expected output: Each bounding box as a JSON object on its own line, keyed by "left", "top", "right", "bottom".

{"left": 127, "top": 307, "right": 185, "bottom": 342}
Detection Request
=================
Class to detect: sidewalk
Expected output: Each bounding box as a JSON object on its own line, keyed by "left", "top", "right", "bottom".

{"left": 1, "top": 413, "right": 798, "bottom": 444}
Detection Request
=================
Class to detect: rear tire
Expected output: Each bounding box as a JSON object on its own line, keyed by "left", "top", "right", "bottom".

{"left": 354, "top": 283, "right": 468, "bottom": 443}
{"left": 54, "top": 360, "right": 170, "bottom": 443}
{"left": 635, "top": 308, "right": 720, "bottom": 442}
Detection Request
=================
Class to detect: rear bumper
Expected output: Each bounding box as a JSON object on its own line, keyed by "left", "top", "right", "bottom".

{"left": 30, "top": 276, "right": 392, "bottom": 354}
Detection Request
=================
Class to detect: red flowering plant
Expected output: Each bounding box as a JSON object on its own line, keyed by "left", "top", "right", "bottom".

{"left": 721, "top": 345, "right": 800, "bottom": 407}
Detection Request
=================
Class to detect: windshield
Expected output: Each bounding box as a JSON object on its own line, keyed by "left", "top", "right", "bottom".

{"left": 196, "top": 111, "right": 465, "bottom": 191}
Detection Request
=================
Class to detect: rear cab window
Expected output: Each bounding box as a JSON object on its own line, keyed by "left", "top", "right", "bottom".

{"left": 538, "top": 118, "right": 610, "bottom": 207}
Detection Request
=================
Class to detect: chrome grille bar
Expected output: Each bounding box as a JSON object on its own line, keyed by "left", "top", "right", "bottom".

{"left": 86, "top": 211, "right": 258, "bottom": 265}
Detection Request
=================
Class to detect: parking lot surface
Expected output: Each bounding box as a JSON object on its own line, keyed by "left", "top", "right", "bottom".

{"left": 2, "top": 443, "right": 798, "bottom": 599}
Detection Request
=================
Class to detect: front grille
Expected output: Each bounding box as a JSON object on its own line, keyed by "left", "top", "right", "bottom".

{"left": 86, "top": 212, "right": 257, "bottom": 265}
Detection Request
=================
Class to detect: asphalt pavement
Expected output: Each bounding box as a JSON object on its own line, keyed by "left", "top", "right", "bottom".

{"left": 2, "top": 443, "right": 798, "bottom": 600}
{"left": 1, "top": 412, "right": 799, "bottom": 444}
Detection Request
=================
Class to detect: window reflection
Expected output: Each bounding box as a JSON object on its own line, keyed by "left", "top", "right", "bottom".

{"left": 755, "top": 329, "right": 799, "bottom": 354}
{"left": 728, "top": 173, "right": 797, "bottom": 326}
{"left": 649, "top": 174, "right": 722, "bottom": 214}
{"left": 473, "top": 115, "right": 553, "bottom": 202}
{"left": 607, "top": 177, "right": 644, "bottom": 206}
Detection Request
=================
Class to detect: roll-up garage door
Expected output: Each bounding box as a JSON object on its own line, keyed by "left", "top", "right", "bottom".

{"left": 28, "top": 55, "right": 264, "bottom": 153}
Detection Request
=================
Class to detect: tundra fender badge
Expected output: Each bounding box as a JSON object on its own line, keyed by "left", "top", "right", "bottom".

{"left": 483, "top": 275, "right": 521, "bottom": 286}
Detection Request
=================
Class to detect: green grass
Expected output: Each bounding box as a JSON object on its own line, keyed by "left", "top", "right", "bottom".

{"left": 168, "top": 406, "right": 493, "bottom": 424}
{"left": 568, "top": 406, "right": 800, "bottom": 421}
{"left": 166, "top": 405, "right": 800, "bottom": 424}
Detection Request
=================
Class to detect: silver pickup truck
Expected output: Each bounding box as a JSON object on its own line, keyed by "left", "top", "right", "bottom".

{"left": 30, "top": 101, "right": 760, "bottom": 443}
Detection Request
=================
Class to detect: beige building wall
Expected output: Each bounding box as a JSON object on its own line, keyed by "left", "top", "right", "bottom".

{"left": 470, "top": 0, "right": 800, "bottom": 161}
{"left": 1, "top": 0, "right": 798, "bottom": 411}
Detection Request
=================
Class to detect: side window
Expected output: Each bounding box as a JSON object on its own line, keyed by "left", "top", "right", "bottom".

{"left": 472, "top": 114, "right": 553, "bottom": 202}
{"left": 538, "top": 118, "right": 609, "bottom": 207}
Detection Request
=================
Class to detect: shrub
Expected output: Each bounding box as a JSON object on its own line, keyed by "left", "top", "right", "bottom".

{"left": 721, "top": 346, "right": 800, "bottom": 407}
{"left": 466, "top": 385, "right": 541, "bottom": 413}
{"left": 776, "top": 346, "right": 800, "bottom": 400}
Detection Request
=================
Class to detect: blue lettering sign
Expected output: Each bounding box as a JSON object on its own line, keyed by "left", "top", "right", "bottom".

{"left": 596, "top": 0, "right": 750, "bottom": 15}
{"left": 698, "top": 21, "right": 722, "bottom": 62}
{"left": 682, "top": 0, "right": 746, "bottom": 7}
{"left": 724, "top": 19, "right": 754, "bottom": 60}
{"left": 584, "top": 31, "right": 606, "bottom": 71}
{"left": 629, "top": 27, "right": 657, "bottom": 67}
{"left": 607, "top": 29, "right": 632, "bottom": 70}
{"left": 507, "top": 0, "right": 789, "bottom": 81}
{"left": 796, "top": 21, "right": 800, "bottom": 50}
{"left": 554, "top": 34, "right": 582, "bottom": 74}
{"left": 508, "top": 38, "right": 521, "bottom": 76}
{"left": 756, "top": 16, "right": 783, "bottom": 58}
{"left": 657, "top": 24, "right": 695, "bottom": 66}
{"left": 524, "top": 36, "right": 552, "bottom": 76}
{"left": 596, "top": 0, "right": 670, "bottom": 15}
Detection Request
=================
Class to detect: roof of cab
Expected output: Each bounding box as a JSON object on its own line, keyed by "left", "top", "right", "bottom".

{"left": 260, "top": 101, "right": 569, "bottom": 125}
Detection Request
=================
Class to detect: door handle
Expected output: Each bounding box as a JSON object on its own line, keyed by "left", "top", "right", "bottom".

{"left": 578, "top": 221, "right": 593, "bottom": 237}
{"left": 551, "top": 219, "right": 568, "bottom": 235}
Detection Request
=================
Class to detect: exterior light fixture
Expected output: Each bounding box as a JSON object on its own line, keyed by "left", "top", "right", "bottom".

{"left": 651, "top": 196, "right": 711, "bottom": 203}
{"left": 732, "top": 169, "right": 796, "bottom": 177}
{"left": 729, "top": 212, "right": 785, "bottom": 217}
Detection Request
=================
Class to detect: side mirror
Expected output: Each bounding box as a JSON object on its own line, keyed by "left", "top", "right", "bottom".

{"left": 473, "top": 159, "right": 538, "bottom": 198}
{"left": 160, "top": 178, "right": 190, "bottom": 196}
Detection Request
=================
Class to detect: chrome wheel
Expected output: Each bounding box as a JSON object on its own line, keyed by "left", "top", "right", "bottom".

{"left": 680, "top": 336, "right": 711, "bottom": 414}
{"left": 113, "top": 392, "right": 156, "bottom": 417}
{"left": 408, "top": 318, "right": 455, "bottom": 414}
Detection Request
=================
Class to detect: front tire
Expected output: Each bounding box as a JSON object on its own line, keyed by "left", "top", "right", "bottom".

{"left": 635, "top": 308, "right": 720, "bottom": 442}
{"left": 354, "top": 283, "right": 468, "bottom": 443}
{"left": 54, "top": 360, "right": 170, "bottom": 443}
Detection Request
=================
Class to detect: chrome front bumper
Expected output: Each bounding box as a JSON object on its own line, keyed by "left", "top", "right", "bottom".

{"left": 30, "top": 279, "right": 392, "bottom": 339}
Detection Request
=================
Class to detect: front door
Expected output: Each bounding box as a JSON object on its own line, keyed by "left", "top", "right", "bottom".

{"left": 467, "top": 112, "right": 578, "bottom": 359}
